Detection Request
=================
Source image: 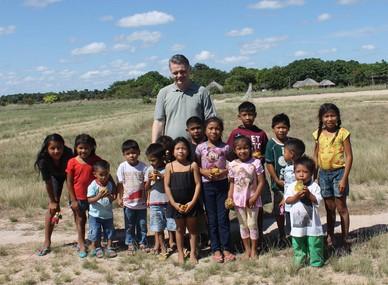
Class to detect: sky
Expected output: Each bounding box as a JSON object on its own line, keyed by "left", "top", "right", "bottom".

{"left": 0, "top": 0, "right": 387, "bottom": 95}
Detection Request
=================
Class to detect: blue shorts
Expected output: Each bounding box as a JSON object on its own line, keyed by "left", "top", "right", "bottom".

{"left": 319, "top": 168, "right": 349, "bottom": 198}
{"left": 150, "top": 205, "right": 176, "bottom": 232}
{"left": 88, "top": 215, "right": 115, "bottom": 242}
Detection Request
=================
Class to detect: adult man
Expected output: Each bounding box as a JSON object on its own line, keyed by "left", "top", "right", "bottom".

{"left": 152, "top": 54, "right": 216, "bottom": 142}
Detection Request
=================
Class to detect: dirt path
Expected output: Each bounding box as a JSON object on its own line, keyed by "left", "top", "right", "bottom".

{"left": 2, "top": 211, "right": 387, "bottom": 246}
{"left": 214, "top": 89, "right": 388, "bottom": 104}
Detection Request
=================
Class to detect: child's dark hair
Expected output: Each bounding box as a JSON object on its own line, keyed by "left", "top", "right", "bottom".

{"left": 121, "top": 139, "right": 140, "bottom": 153}
{"left": 284, "top": 138, "right": 305, "bottom": 160}
{"left": 93, "top": 160, "right": 110, "bottom": 171}
{"left": 271, "top": 113, "right": 290, "bottom": 128}
{"left": 74, "top": 133, "right": 96, "bottom": 155}
{"left": 186, "top": 116, "right": 203, "bottom": 128}
{"left": 204, "top": 116, "right": 224, "bottom": 132}
{"left": 156, "top": 135, "right": 174, "bottom": 163}
{"left": 172, "top": 137, "right": 192, "bottom": 162}
{"left": 317, "top": 103, "right": 342, "bottom": 143}
{"left": 34, "top": 133, "right": 65, "bottom": 172}
{"left": 294, "top": 156, "right": 315, "bottom": 175}
{"left": 238, "top": 101, "right": 256, "bottom": 114}
{"left": 233, "top": 135, "right": 252, "bottom": 152}
{"left": 145, "top": 143, "right": 165, "bottom": 160}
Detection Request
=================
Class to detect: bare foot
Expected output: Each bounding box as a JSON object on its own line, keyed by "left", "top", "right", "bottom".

{"left": 241, "top": 252, "right": 250, "bottom": 260}
{"left": 178, "top": 252, "right": 185, "bottom": 264}
{"left": 189, "top": 256, "right": 198, "bottom": 264}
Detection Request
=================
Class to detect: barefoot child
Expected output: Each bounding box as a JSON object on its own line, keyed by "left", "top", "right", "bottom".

{"left": 116, "top": 139, "right": 148, "bottom": 254}
{"left": 313, "top": 103, "right": 353, "bottom": 248}
{"left": 226, "top": 101, "right": 269, "bottom": 249}
{"left": 164, "top": 137, "right": 203, "bottom": 264}
{"left": 87, "top": 160, "right": 116, "bottom": 258}
{"left": 145, "top": 143, "right": 176, "bottom": 260}
{"left": 35, "top": 134, "right": 73, "bottom": 256}
{"left": 227, "top": 136, "right": 266, "bottom": 259}
{"left": 66, "top": 134, "right": 103, "bottom": 258}
{"left": 285, "top": 156, "right": 324, "bottom": 267}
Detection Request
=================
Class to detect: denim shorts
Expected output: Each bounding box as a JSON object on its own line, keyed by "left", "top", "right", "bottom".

{"left": 88, "top": 215, "right": 115, "bottom": 241}
{"left": 319, "top": 168, "right": 349, "bottom": 198}
{"left": 78, "top": 200, "right": 89, "bottom": 213}
{"left": 150, "top": 205, "right": 176, "bottom": 232}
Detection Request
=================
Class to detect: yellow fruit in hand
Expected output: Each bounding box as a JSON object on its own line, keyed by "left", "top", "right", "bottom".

{"left": 179, "top": 204, "right": 187, "bottom": 211}
{"left": 252, "top": 151, "right": 262, "bottom": 159}
{"left": 210, "top": 167, "right": 220, "bottom": 175}
{"left": 99, "top": 187, "right": 108, "bottom": 195}
{"left": 295, "top": 181, "right": 304, "bottom": 192}
{"left": 224, "top": 198, "right": 234, "bottom": 209}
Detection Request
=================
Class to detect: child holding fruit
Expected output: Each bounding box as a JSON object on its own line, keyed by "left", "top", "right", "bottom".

{"left": 227, "top": 135, "right": 266, "bottom": 259}
{"left": 164, "top": 137, "right": 202, "bottom": 264}
{"left": 87, "top": 160, "right": 116, "bottom": 258}
{"left": 196, "top": 117, "right": 235, "bottom": 263}
{"left": 285, "top": 156, "right": 324, "bottom": 267}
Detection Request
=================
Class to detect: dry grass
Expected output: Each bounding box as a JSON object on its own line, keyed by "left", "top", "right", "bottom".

{"left": 1, "top": 91, "right": 388, "bottom": 284}
{"left": 0, "top": 94, "right": 387, "bottom": 210}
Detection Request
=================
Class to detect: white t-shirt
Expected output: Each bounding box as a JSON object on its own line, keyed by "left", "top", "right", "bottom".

{"left": 116, "top": 161, "right": 147, "bottom": 209}
{"left": 285, "top": 181, "right": 324, "bottom": 237}
{"left": 283, "top": 163, "right": 295, "bottom": 212}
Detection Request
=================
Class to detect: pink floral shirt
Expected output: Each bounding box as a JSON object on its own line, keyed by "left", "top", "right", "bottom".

{"left": 228, "top": 158, "right": 264, "bottom": 208}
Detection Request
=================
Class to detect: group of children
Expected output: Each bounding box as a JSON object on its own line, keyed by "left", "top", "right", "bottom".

{"left": 34, "top": 101, "right": 352, "bottom": 268}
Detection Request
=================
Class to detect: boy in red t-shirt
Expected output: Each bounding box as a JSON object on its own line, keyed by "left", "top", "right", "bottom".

{"left": 226, "top": 101, "right": 270, "bottom": 251}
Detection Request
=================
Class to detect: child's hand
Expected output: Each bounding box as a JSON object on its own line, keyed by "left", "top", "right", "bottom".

{"left": 70, "top": 200, "right": 79, "bottom": 211}
{"left": 117, "top": 198, "right": 123, "bottom": 207}
{"left": 203, "top": 169, "right": 215, "bottom": 180}
{"left": 276, "top": 178, "right": 285, "bottom": 188}
{"left": 338, "top": 177, "right": 348, "bottom": 193}
{"left": 146, "top": 200, "right": 150, "bottom": 207}
{"left": 174, "top": 202, "right": 186, "bottom": 213}
{"left": 184, "top": 201, "right": 194, "bottom": 213}
{"left": 279, "top": 198, "right": 285, "bottom": 206}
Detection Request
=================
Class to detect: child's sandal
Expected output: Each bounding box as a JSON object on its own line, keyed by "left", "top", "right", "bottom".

{"left": 212, "top": 254, "right": 224, "bottom": 263}
{"left": 36, "top": 247, "right": 51, "bottom": 256}
{"left": 127, "top": 245, "right": 135, "bottom": 256}
{"left": 106, "top": 247, "right": 117, "bottom": 258}
{"left": 223, "top": 253, "right": 236, "bottom": 262}
{"left": 158, "top": 252, "right": 169, "bottom": 261}
{"left": 139, "top": 244, "right": 149, "bottom": 253}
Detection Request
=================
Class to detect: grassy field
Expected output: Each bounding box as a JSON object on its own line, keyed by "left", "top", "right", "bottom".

{"left": 0, "top": 90, "right": 388, "bottom": 284}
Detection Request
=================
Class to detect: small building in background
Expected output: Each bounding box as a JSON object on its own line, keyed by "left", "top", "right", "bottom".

{"left": 292, "top": 78, "right": 320, "bottom": 89}
{"left": 319, "top": 79, "right": 336, "bottom": 88}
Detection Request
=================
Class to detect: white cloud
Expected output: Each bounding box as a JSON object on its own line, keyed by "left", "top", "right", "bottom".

{"left": 221, "top": 56, "right": 249, "bottom": 64}
{"left": 249, "top": 0, "right": 304, "bottom": 9}
{"left": 171, "top": 43, "right": 185, "bottom": 52}
{"left": 0, "top": 25, "right": 16, "bottom": 36}
{"left": 71, "top": 42, "right": 107, "bottom": 55}
{"left": 240, "top": 35, "right": 288, "bottom": 55}
{"left": 117, "top": 31, "right": 161, "bottom": 45}
{"left": 24, "top": 0, "right": 61, "bottom": 8}
{"left": 100, "top": 15, "right": 114, "bottom": 22}
{"left": 333, "top": 27, "right": 379, "bottom": 38}
{"left": 294, "top": 50, "right": 308, "bottom": 57}
{"left": 80, "top": 70, "right": 111, "bottom": 80}
{"left": 362, "top": 44, "right": 375, "bottom": 50}
{"left": 337, "top": 0, "right": 358, "bottom": 5}
{"left": 112, "top": 43, "right": 136, "bottom": 52}
{"left": 36, "top": 66, "right": 49, "bottom": 72}
{"left": 317, "top": 13, "right": 331, "bottom": 22}
{"left": 195, "top": 50, "right": 215, "bottom": 61}
{"left": 117, "top": 11, "right": 174, "bottom": 28}
{"left": 226, "top": 27, "right": 254, "bottom": 37}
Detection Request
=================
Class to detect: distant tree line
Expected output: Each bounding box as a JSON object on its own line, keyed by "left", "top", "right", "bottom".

{"left": 1, "top": 58, "right": 387, "bottom": 105}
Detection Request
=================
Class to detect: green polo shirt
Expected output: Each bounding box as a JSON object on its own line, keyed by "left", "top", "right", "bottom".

{"left": 154, "top": 82, "right": 216, "bottom": 139}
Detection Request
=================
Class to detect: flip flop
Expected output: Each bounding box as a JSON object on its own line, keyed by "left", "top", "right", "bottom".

{"left": 158, "top": 252, "right": 169, "bottom": 261}
{"left": 223, "top": 253, "right": 236, "bottom": 262}
{"left": 79, "top": 251, "right": 87, "bottom": 258}
{"left": 127, "top": 245, "right": 135, "bottom": 256}
{"left": 212, "top": 254, "right": 224, "bottom": 263}
{"left": 37, "top": 247, "right": 51, "bottom": 256}
{"left": 106, "top": 247, "right": 117, "bottom": 258}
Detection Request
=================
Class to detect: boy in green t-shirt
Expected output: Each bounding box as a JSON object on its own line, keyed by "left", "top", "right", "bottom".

{"left": 265, "top": 113, "right": 290, "bottom": 244}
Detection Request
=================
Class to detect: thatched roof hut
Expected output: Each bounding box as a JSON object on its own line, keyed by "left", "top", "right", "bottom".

{"left": 292, "top": 78, "right": 319, "bottom": 88}
{"left": 319, "top": 79, "right": 336, "bottom": 87}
